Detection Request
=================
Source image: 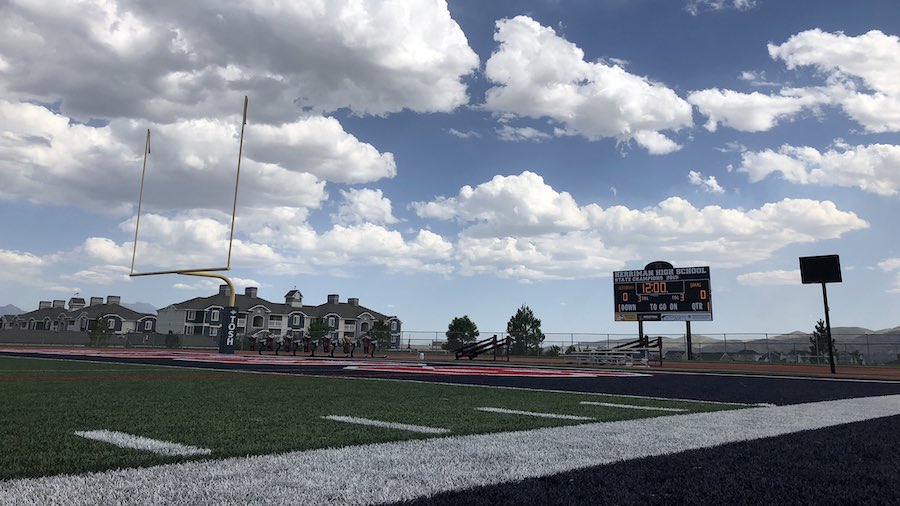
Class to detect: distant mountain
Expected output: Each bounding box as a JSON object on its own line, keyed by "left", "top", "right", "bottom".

{"left": 0, "top": 304, "right": 24, "bottom": 315}
{"left": 122, "top": 302, "right": 157, "bottom": 315}
{"left": 670, "top": 327, "right": 900, "bottom": 364}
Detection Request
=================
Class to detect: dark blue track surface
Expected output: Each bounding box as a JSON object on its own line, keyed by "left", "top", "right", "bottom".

{"left": 5, "top": 350, "right": 900, "bottom": 405}
{"left": 396, "top": 415, "right": 900, "bottom": 506}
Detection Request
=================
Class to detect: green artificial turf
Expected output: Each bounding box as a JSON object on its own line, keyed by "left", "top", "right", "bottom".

{"left": 0, "top": 356, "right": 743, "bottom": 480}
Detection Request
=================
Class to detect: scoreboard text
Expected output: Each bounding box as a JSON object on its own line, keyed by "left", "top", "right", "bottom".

{"left": 613, "top": 266, "right": 713, "bottom": 321}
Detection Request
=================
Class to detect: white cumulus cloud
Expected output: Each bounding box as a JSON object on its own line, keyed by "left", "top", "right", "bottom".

{"left": 412, "top": 171, "right": 869, "bottom": 280}
{"left": 332, "top": 189, "right": 399, "bottom": 226}
{"left": 482, "top": 16, "right": 691, "bottom": 154}
{"left": 688, "top": 171, "right": 725, "bottom": 193}
{"left": 737, "top": 142, "right": 900, "bottom": 196}
{"left": 768, "top": 29, "right": 900, "bottom": 133}
{"left": 736, "top": 270, "right": 801, "bottom": 286}
{"left": 688, "top": 88, "right": 828, "bottom": 132}
{"left": 0, "top": 0, "right": 479, "bottom": 121}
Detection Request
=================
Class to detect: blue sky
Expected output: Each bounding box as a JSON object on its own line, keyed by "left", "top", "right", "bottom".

{"left": 1, "top": 0, "right": 899, "bottom": 335}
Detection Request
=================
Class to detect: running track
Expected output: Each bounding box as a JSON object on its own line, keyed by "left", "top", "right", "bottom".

{"left": 3, "top": 347, "right": 900, "bottom": 405}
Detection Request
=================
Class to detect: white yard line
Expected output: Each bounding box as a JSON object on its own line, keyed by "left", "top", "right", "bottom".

{"left": 579, "top": 401, "right": 687, "bottom": 412}
{"left": 476, "top": 407, "right": 596, "bottom": 420}
{"left": 73, "top": 430, "right": 211, "bottom": 457}
{"left": 323, "top": 415, "right": 450, "bottom": 434}
{"left": 3, "top": 394, "right": 900, "bottom": 506}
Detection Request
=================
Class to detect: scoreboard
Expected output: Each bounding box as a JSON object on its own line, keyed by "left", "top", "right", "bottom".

{"left": 613, "top": 266, "right": 713, "bottom": 321}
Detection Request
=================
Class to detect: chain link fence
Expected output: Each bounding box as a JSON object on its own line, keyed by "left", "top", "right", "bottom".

{"left": 393, "top": 331, "right": 900, "bottom": 365}
{"left": 2, "top": 329, "right": 899, "bottom": 366}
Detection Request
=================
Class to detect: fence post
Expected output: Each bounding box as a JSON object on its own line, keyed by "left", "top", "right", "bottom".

{"left": 765, "top": 333, "right": 769, "bottom": 361}
{"left": 866, "top": 334, "right": 870, "bottom": 364}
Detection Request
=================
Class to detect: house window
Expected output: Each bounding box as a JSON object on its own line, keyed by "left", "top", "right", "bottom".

{"left": 211, "top": 309, "right": 220, "bottom": 321}
{"left": 252, "top": 315, "right": 264, "bottom": 327}
{"left": 144, "top": 320, "right": 153, "bottom": 331}
{"left": 390, "top": 320, "right": 397, "bottom": 331}
{"left": 210, "top": 327, "right": 218, "bottom": 337}
{"left": 328, "top": 316, "right": 336, "bottom": 328}
{"left": 184, "top": 325, "right": 192, "bottom": 334}
{"left": 108, "top": 318, "right": 116, "bottom": 329}
{"left": 186, "top": 310, "right": 196, "bottom": 321}
{"left": 268, "top": 315, "right": 282, "bottom": 324}
{"left": 292, "top": 315, "right": 301, "bottom": 326}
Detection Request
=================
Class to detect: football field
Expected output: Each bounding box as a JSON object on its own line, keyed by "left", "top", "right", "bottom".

{"left": 1, "top": 349, "right": 899, "bottom": 505}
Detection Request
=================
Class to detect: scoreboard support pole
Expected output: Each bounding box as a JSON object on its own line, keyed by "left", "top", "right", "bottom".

{"left": 822, "top": 282, "right": 837, "bottom": 374}
{"left": 686, "top": 321, "right": 693, "bottom": 360}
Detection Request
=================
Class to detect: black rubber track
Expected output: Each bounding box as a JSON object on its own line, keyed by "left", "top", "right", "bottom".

{"left": 394, "top": 415, "right": 900, "bottom": 506}
{"left": 4, "top": 351, "right": 900, "bottom": 405}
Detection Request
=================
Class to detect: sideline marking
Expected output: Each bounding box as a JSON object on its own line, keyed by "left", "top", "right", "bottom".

{"left": 343, "top": 364, "right": 649, "bottom": 378}
{"left": 580, "top": 401, "right": 687, "bottom": 412}
{"left": 5, "top": 395, "right": 898, "bottom": 505}
{"left": 74, "top": 430, "right": 211, "bottom": 457}
{"left": 476, "top": 407, "right": 595, "bottom": 420}
{"left": 323, "top": 415, "right": 450, "bottom": 434}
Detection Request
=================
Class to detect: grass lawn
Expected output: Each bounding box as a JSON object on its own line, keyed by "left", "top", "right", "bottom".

{"left": 0, "top": 355, "right": 743, "bottom": 481}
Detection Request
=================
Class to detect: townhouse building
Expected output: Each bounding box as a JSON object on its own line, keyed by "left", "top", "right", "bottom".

{"left": 1, "top": 296, "right": 157, "bottom": 334}
{"left": 155, "top": 285, "right": 402, "bottom": 345}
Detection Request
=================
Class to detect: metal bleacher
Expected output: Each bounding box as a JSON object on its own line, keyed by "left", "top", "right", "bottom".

{"left": 565, "top": 336, "right": 663, "bottom": 367}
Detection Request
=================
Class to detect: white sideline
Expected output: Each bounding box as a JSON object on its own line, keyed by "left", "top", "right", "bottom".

{"left": 3, "top": 395, "right": 900, "bottom": 506}
{"left": 476, "top": 406, "right": 595, "bottom": 420}
{"left": 74, "top": 430, "right": 211, "bottom": 457}
{"left": 323, "top": 415, "right": 450, "bottom": 434}
{"left": 580, "top": 401, "right": 688, "bottom": 412}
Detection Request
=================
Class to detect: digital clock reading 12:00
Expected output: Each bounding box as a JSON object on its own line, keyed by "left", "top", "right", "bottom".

{"left": 613, "top": 266, "right": 713, "bottom": 322}
{"left": 637, "top": 281, "right": 684, "bottom": 295}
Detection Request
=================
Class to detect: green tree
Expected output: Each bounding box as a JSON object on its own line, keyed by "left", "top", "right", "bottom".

{"left": 809, "top": 318, "right": 835, "bottom": 363}
{"left": 307, "top": 318, "right": 329, "bottom": 340}
{"left": 444, "top": 315, "right": 479, "bottom": 350}
{"left": 369, "top": 320, "right": 392, "bottom": 351}
{"left": 506, "top": 305, "right": 545, "bottom": 356}
{"left": 306, "top": 317, "right": 330, "bottom": 356}
{"left": 89, "top": 318, "right": 112, "bottom": 347}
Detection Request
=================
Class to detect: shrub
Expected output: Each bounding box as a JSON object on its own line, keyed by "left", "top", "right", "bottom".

{"left": 164, "top": 333, "right": 181, "bottom": 349}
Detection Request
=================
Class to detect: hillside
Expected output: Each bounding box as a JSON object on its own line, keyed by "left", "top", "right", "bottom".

{"left": 122, "top": 302, "right": 158, "bottom": 315}
{"left": 0, "top": 305, "right": 23, "bottom": 315}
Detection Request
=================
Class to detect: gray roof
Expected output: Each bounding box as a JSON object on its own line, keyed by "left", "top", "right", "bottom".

{"left": 14, "top": 307, "right": 73, "bottom": 321}
{"left": 14, "top": 304, "right": 155, "bottom": 321}
{"left": 168, "top": 293, "right": 397, "bottom": 322}
{"left": 67, "top": 304, "right": 155, "bottom": 320}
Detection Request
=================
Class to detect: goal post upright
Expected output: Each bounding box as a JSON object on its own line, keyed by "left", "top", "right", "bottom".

{"left": 128, "top": 96, "right": 249, "bottom": 352}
